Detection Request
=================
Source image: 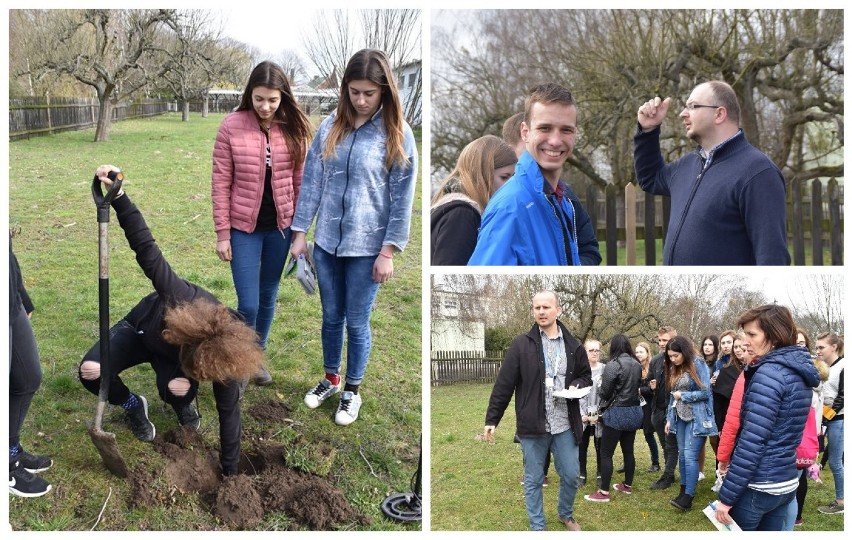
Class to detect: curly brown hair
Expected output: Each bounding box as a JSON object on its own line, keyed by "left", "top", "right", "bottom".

{"left": 162, "top": 299, "right": 265, "bottom": 382}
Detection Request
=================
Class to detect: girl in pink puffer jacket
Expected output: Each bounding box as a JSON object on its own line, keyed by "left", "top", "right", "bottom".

{"left": 211, "top": 61, "right": 312, "bottom": 386}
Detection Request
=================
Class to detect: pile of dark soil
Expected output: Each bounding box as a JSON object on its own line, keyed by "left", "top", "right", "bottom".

{"left": 125, "top": 399, "right": 370, "bottom": 530}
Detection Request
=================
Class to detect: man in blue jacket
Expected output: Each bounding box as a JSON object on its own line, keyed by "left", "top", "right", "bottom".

{"left": 468, "top": 83, "right": 601, "bottom": 266}
{"left": 634, "top": 81, "right": 790, "bottom": 265}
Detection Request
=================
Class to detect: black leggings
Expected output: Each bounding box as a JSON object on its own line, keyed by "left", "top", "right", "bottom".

{"left": 795, "top": 467, "right": 808, "bottom": 520}
{"left": 9, "top": 302, "right": 43, "bottom": 450}
{"left": 579, "top": 424, "right": 601, "bottom": 478}
{"left": 600, "top": 424, "right": 637, "bottom": 489}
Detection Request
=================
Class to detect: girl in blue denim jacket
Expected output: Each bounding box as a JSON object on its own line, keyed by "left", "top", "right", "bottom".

{"left": 290, "top": 49, "right": 417, "bottom": 426}
{"left": 664, "top": 336, "right": 717, "bottom": 511}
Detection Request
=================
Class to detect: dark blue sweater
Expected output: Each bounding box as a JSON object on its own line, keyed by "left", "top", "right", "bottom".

{"left": 634, "top": 127, "right": 790, "bottom": 265}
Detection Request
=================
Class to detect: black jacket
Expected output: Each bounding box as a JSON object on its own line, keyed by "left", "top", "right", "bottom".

{"left": 650, "top": 352, "right": 669, "bottom": 412}
{"left": 9, "top": 239, "right": 34, "bottom": 317}
{"left": 485, "top": 321, "right": 592, "bottom": 442}
{"left": 599, "top": 353, "right": 642, "bottom": 409}
{"left": 430, "top": 195, "right": 481, "bottom": 266}
{"left": 111, "top": 194, "right": 242, "bottom": 474}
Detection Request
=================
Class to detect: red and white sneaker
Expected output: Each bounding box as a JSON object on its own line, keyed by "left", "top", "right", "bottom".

{"left": 613, "top": 483, "right": 633, "bottom": 494}
{"left": 584, "top": 490, "right": 610, "bottom": 502}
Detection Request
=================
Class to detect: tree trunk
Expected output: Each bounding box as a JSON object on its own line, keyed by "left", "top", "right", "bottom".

{"left": 94, "top": 96, "right": 113, "bottom": 142}
{"left": 182, "top": 100, "right": 190, "bottom": 122}
{"left": 202, "top": 95, "right": 209, "bottom": 118}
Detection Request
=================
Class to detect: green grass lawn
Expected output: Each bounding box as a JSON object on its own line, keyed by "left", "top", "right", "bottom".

{"left": 431, "top": 383, "right": 843, "bottom": 531}
{"left": 597, "top": 239, "right": 833, "bottom": 266}
{"left": 8, "top": 113, "right": 422, "bottom": 531}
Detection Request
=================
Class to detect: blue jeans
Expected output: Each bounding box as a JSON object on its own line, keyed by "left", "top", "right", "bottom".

{"left": 728, "top": 488, "right": 797, "bottom": 531}
{"left": 229, "top": 227, "right": 291, "bottom": 348}
{"left": 313, "top": 246, "right": 380, "bottom": 386}
{"left": 825, "top": 419, "right": 844, "bottom": 500}
{"left": 675, "top": 417, "right": 703, "bottom": 496}
{"left": 519, "top": 430, "right": 580, "bottom": 531}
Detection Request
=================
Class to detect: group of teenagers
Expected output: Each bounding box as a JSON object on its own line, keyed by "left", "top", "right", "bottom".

{"left": 484, "top": 290, "right": 844, "bottom": 531}
{"left": 432, "top": 79, "right": 791, "bottom": 266}
{"left": 9, "top": 48, "right": 417, "bottom": 498}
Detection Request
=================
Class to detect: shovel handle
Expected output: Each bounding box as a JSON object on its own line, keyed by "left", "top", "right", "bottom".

{"left": 92, "top": 171, "right": 124, "bottom": 224}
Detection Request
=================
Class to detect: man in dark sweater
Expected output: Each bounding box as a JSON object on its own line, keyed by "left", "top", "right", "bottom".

{"left": 484, "top": 290, "right": 592, "bottom": 530}
{"left": 634, "top": 81, "right": 790, "bottom": 265}
{"left": 649, "top": 326, "right": 679, "bottom": 489}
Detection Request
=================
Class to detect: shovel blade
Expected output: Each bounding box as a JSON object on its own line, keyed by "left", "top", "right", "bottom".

{"left": 87, "top": 421, "right": 129, "bottom": 478}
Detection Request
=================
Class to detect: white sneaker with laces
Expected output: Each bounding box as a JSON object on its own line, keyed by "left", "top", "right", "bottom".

{"left": 304, "top": 378, "right": 340, "bottom": 409}
{"left": 334, "top": 391, "right": 362, "bottom": 426}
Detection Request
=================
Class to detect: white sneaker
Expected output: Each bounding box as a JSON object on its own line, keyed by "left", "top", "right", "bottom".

{"left": 304, "top": 378, "right": 340, "bottom": 409}
{"left": 698, "top": 472, "right": 706, "bottom": 481}
{"left": 334, "top": 391, "right": 362, "bottom": 426}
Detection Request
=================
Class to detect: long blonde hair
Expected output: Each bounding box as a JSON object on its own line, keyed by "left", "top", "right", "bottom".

{"left": 431, "top": 135, "right": 517, "bottom": 211}
{"left": 323, "top": 49, "right": 408, "bottom": 169}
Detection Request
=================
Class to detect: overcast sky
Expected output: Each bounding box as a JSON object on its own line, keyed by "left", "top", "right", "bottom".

{"left": 214, "top": 8, "right": 309, "bottom": 58}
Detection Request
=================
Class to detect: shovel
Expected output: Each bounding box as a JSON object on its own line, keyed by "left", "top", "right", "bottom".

{"left": 86, "top": 170, "right": 129, "bottom": 478}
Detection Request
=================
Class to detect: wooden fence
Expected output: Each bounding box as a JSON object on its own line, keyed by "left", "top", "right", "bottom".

{"left": 585, "top": 179, "right": 843, "bottom": 265}
{"left": 9, "top": 96, "right": 175, "bottom": 140}
{"left": 431, "top": 350, "right": 506, "bottom": 386}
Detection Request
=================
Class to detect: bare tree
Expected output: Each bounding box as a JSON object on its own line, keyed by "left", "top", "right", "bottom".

{"left": 301, "top": 10, "right": 355, "bottom": 85}
{"left": 18, "top": 9, "right": 177, "bottom": 142}
{"left": 432, "top": 9, "right": 843, "bottom": 193}
{"left": 275, "top": 49, "right": 309, "bottom": 86}
{"left": 154, "top": 10, "right": 229, "bottom": 121}
{"left": 301, "top": 9, "right": 422, "bottom": 124}
{"left": 793, "top": 275, "right": 844, "bottom": 335}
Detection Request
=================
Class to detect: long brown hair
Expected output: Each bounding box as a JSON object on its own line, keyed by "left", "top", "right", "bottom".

{"left": 724, "top": 334, "right": 745, "bottom": 371}
{"left": 323, "top": 49, "right": 408, "bottom": 168}
{"left": 664, "top": 336, "right": 705, "bottom": 390}
{"left": 237, "top": 61, "right": 312, "bottom": 171}
{"left": 162, "top": 299, "right": 265, "bottom": 382}
{"left": 431, "top": 135, "right": 517, "bottom": 211}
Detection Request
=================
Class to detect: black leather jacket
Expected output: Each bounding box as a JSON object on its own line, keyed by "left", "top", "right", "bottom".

{"left": 599, "top": 353, "right": 642, "bottom": 409}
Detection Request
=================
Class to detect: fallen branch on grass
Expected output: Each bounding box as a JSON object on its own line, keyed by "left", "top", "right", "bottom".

{"left": 90, "top": 486, "right": 112, "bottom": 531}
{"left": 359, "top": 445, "right": 378, "bottom": 478}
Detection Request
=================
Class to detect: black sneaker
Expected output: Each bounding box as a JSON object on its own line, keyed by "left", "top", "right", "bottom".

{"left": 651, "top": 474, "right": 674, "bottom": 490}
{"left": 9, "top": 462, "right": 52, "bottom": 498}
{"left": 125, "top": 394, "right": 156, "bottom": 442}
{"left": 173, "top": 403, "right": 201, "bottom": 430}
{"left": 647, "top": 463, "right": 661, "bottom": 473}
{"left": 15, "top": 448, "right": 53, "bottom": 473}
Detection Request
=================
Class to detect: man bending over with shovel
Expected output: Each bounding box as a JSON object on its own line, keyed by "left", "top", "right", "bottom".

{"left": 78, "top": 165, "right": 265, "bottom": 476}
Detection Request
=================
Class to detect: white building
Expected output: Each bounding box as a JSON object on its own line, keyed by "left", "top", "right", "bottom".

{"left": 431, "top": 287, "right": 484, "bottom": 353}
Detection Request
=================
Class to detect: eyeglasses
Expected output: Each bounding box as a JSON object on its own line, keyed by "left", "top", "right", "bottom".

{"left": 796, "top": 341, "right": 807, "bottom": 347}
{"left": 683, "top": 103, "right": 721, "bottom": 112}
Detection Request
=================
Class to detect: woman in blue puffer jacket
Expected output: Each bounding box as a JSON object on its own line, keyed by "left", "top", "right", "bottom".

{"left": 664, "top": 336, "right": 717, "bottom": 511}
{"left": 714, "top": 305, "right": 820, "bottom": 531}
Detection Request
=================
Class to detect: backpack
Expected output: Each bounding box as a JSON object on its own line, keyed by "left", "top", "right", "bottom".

{"left": 796, "top": 405, "right": 819, "bottom": 469}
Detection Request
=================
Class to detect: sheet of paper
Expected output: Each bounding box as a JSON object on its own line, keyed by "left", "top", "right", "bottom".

{"left": 703, "top": 501, "right": 742, "bottom": 532}
{"left": 552, "top": 386, "right": 592, "bottom": 399}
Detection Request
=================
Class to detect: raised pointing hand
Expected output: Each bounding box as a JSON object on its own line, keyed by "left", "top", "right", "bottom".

{"left": 637, "top": 96, "right": 672, "bottom": 131}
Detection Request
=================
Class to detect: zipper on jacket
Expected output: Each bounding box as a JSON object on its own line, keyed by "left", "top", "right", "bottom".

{"left": 336, "top": 128, "right": 360, "bottom": 256}
{"left": 668, "top": 153, "right": 709, "bottom": 261}
{"left": 545, "top": 194, "right": 575, "bottom": 265}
